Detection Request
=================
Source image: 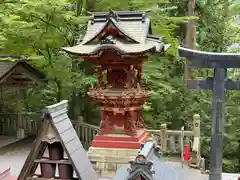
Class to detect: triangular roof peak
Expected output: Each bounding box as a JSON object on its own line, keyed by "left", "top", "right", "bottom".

{"left": 0, "top": 60, "right": 45, "bottom": 86}
{"left": 18, "top": 100, "right": 98, "bottom": 180}
{"left": 106, "top": 9, "right": 120, "bottom": 22}
{"left": 91, "top": 10, "right": 151, "bottom": 22}
{"left": 83, "top": 15, "right": 140, "bottom": 45}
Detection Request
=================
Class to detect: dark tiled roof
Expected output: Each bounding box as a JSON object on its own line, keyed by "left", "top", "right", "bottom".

{"left": 113, "top": 140, "right": 208, "bottom": 180}
{"left": 0, "top": 60, "right": 45, "bottom": 85}
{"left": 113, "top": 155, "right": 208, "bottom": 180}
{"left": 0, "top": 61, "right": 15, "bottom": 78}
{"left": 63, "top": 10, "right": 166, "bottom": 56}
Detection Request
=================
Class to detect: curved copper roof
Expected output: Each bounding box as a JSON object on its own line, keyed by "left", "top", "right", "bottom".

{"left": 62, "top": 10, "right": 166, "bottom": 56}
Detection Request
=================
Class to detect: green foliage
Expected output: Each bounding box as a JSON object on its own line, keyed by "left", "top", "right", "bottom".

{"left": 0, "top": 0, "right": 239, "bottom": 172}
{"left": 0, "top": 0, "right": 94, "bottom": 107}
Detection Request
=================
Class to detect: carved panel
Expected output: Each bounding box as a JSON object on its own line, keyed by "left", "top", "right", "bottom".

{"left": 99, "top": 111, "right": 114, "bottom": 135}
{"left": 42, "top": 123, "right": 60, "bottom": 144}
{"left": 124, "top": 111, "right": 137, "bottom": 136}
{"left": 107, "top": 69, "right": 127, "bottom": 88}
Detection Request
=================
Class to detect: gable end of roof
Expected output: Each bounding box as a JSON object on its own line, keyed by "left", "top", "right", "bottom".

{"left": 83, "top": 17, "right": 140, "bottom": 45}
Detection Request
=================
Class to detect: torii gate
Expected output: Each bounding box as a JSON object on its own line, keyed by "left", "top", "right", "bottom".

{"left": 178, "top": 47, "right": 240, "bottom": 180}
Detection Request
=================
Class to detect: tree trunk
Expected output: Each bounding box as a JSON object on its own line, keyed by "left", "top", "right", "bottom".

{"left": 55, "top": 79, "right": 61, "bottom": 102}
{"left": 238, "top": 140, "right": 240, "bottom": 171}
{"left": 184, "top": 0, "right": 196, "bottom": 81}
{"left": 86, "top": 0, "right": 96, "bottom": 12}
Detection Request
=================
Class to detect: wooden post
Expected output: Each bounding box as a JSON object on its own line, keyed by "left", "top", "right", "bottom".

{"left": 169, "top": 136, "right": 175, "bottom": 153}
{"left": 78, "top": 116, "right": 84, "bottom": 123}
{"left": 190, "top": 114, "right": 202, "bottom": 168}
{"left": 181, "top": 126, "right": 185, "bottom": 168}
{"left": 209, "top": 68, "right": 226, "bottom": 180}
{"left": 160, "top": 124, "right": 168, "bottom": 152}
{"left": 192, "top": 114, "right": 201, "bottom": 153}
{"left": 98, "top": 68, "right": 103, "bottom": 88}
{"left": 137, "top": 63, "right": 142, "bottom": 84}
{"left": 201, "top": 157, "right": 206, "bottom": 173}
{"left": 16, "top": 88, "right": 25, "bottom": 139}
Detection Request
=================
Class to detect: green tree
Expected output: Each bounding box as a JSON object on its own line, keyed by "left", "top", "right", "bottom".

{"left": 0, "top": 0, "right": 97, "bottom": 117}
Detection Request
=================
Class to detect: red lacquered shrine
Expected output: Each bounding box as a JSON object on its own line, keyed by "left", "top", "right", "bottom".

{"left": 63, "top": 10, "right": 166, "bottom": 149}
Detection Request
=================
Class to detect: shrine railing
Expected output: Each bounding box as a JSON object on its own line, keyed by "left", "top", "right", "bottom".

{"left": 0, "top": 112, "right": 199, "bottom": 155}
{"left": 72, "top": 120, "right": 99, "bottom": 148}
{"left": 148, "top": 127, "right": 193, "bottom": 154}
{"left": 0, "top": 112, "right": 42, "bottom": 136}
{"left": 71, "top": 114, "right": 200, "bottom": 154}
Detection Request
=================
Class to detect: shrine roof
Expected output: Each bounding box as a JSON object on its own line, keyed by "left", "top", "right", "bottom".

{"left": 113, "top": 154, "right": 208, "bottom": 180}
{"left": 0, "top": 59, "right": 45, "bottom": 86}
{"left": 62, "top": 10, "right": 166, "bottom": 56}
{"left": 63, "top": 38, "right": 165, "bottom": 56}
{"left": 83, "top": 10, "right": 151, "bottom": 44}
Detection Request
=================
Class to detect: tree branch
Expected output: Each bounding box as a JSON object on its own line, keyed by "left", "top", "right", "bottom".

{"left": 30, "top": 13, "right": 72, "bottom": 45}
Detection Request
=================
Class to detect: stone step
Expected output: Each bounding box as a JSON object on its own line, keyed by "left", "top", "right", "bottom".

{"left": 0, "top": 168, "right": 10, "bottom": 180}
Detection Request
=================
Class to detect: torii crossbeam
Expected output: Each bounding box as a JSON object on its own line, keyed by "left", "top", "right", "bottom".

{"left": 178, "top": 47, "right": 240, "bottom": 180}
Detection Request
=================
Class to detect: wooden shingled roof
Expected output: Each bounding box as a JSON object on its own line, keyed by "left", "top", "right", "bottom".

{"left": 0, "top": 60, "right": 45, "bottom": 87}
{"left": 18, "top": 100, "right": 98, "bottom": 180}
{"left": 62, "top": 10, "right": 167, "bottom": 56}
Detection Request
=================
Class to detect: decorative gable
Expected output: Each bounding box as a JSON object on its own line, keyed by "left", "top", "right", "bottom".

{"left": 84, "top": 17, "right": 140, "bottom": 45}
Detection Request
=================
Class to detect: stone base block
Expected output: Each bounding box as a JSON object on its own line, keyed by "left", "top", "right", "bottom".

{"left": 88, "top": 147, "right": 139, "bottom": 178}
{"left": 92, "top": 129, "right": 149, "bottom": 149}
{"left": 16, "top": 129, "right": 25, "bottom": 139}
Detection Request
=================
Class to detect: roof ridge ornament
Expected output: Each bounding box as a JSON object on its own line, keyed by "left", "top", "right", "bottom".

{"left": 127, "top": 157, "right": 155, "bottom": 180}
{"left": 100, "top": 35, "right": 115, "bottom": 44}
{"left": 107, "top": 9, "right": 120, "bottom": 21}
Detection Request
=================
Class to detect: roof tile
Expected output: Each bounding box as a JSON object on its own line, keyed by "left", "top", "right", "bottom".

{"left": 63, "top": 10, "right": 165, "bottom": 56}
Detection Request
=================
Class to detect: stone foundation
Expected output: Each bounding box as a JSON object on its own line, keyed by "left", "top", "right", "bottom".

{"left": 91, "top": 129, "right": 149, "bottom": 149}
{"left": 87, "top": 147, "right": 139, "bottom": 178}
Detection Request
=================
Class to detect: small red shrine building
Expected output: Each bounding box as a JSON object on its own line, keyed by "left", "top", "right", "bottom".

{"left": 63, "top": 10, "right": 167, "bottom": 177}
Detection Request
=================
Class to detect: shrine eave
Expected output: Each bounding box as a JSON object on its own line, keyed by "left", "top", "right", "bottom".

{"left": 62, "top": 43, "right": 165, "bottom": 57}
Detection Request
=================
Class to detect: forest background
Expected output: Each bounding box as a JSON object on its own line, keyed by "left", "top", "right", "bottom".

{"left": 0, "top": 0, "right": 240, "bottom": 172}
